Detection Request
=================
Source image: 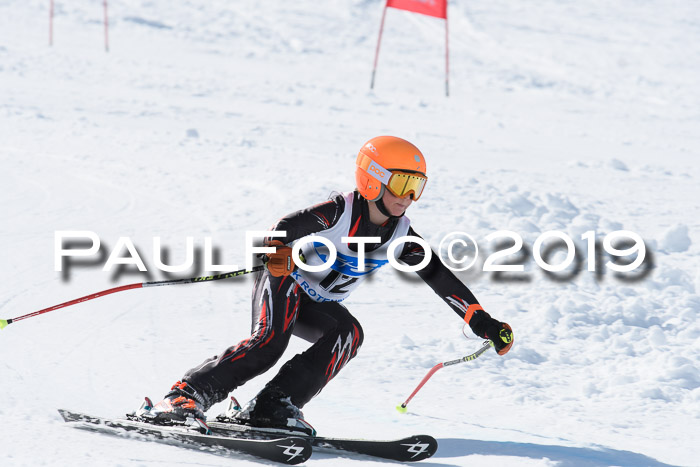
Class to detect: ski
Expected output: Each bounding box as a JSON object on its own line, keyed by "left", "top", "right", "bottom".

{"left": 207, "top": 418, "right": 438, "bottom": 462}
{"left": 58, "top": 409, "right": 312, "bottom": 465}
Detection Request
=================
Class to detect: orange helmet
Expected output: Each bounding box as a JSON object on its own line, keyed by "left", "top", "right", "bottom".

{"left": 355, "top": 136, "right": 428, "bottom": 202}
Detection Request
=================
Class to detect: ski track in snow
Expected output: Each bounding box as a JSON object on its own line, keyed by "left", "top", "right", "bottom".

{"left": 1, "top": 1, "right": 698, "bottom": 466}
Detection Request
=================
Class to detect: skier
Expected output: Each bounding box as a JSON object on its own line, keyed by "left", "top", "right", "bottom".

{"left": 149, "top": 136, "right": 514, "bottom": 434}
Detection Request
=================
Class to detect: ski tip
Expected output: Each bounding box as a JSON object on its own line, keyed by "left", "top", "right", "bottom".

{"left": 396, "top": 404, "right": 408, "bottom": 414}
{"left": 0, "top": 319, "right": 9, "bottom": 330}
{"left": 57, "top": 409, "right": 72, "bottom": 422}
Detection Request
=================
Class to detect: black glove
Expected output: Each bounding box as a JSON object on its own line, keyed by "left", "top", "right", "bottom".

{"left": 486, "top": 322, "right": 513, "bottom": 356}
{"left": 466, "top": 308, "right": 513, "bottom": 356}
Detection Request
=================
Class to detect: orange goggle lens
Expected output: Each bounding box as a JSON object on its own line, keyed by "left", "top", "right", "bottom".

{"left": 386, "top": 171, "right": 427, "bottom": 201}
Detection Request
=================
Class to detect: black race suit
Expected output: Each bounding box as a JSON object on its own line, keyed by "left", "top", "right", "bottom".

{"left": 182, "top": 191, "right": 502, "bottom": 410}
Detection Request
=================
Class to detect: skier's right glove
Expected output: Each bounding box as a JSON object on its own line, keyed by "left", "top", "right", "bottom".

{"left": 264, "top": 240, "right": 296, "bottom": 277}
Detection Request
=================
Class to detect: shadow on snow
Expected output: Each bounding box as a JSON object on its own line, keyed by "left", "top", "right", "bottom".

{"left": 433, "top": 438, "right": 677, "bottom": 467}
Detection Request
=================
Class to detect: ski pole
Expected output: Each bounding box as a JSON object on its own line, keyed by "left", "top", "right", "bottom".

{"left": 396, "top": 340, "right": 493, "bottom": 413}
{"left": 0, "top": 265, "right": 265, "bottom": 331}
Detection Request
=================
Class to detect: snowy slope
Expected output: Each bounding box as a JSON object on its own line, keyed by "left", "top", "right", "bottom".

{"left": 1, "top": 1, "right": 699, "bottom": 466}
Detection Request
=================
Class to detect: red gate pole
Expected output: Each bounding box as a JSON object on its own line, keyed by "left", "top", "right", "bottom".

{"left": 103, "top": 0, "right": 109, "bottom": 52}
{"left": 370, "top": 5, "right": 388, "bottom": 90}
{"left": 445, "top": 14, "right": 450, "bottom": 96}
{"left": 49, "top": 0, "right": 54, "bottom": 46}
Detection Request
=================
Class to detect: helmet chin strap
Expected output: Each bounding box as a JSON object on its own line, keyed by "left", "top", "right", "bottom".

{"left": 375, "top": 190, "right": 405, "bottom": 219}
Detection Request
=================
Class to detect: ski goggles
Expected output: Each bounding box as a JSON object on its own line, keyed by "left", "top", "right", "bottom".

{"left": 357, "top": 153, "right": 428, "bottom": 201}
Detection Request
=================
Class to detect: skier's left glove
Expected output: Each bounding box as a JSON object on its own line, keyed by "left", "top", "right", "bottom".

{"left": 263, "top": 240, "right": 296, "bottom": 277}
{"left": 486, "top": 322, "right": 513, "bottom": 356}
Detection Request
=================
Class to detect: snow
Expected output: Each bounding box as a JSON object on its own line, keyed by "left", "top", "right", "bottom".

{"left": 1, "top": 0, "right": 699, "bottom": 466}
{"left": 661, "top": 224, "right": 692, "bottom": 254}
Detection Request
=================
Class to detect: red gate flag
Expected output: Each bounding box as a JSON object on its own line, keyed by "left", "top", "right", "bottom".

{"left": 386, "top": 0, "right": 447, "bottom": 19}
{"left": 371, "top": 0, "right": 450, "bottom": 96}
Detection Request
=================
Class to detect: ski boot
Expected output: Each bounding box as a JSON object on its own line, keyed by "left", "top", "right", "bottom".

{"left": 130, "top": 393, "right": 211, "bottom": 435}
{"left": 222, "top": 388, "right": 315, "bottom": 437}
{"left": 148, "top": 381, "right": 208, "bottom": 424}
